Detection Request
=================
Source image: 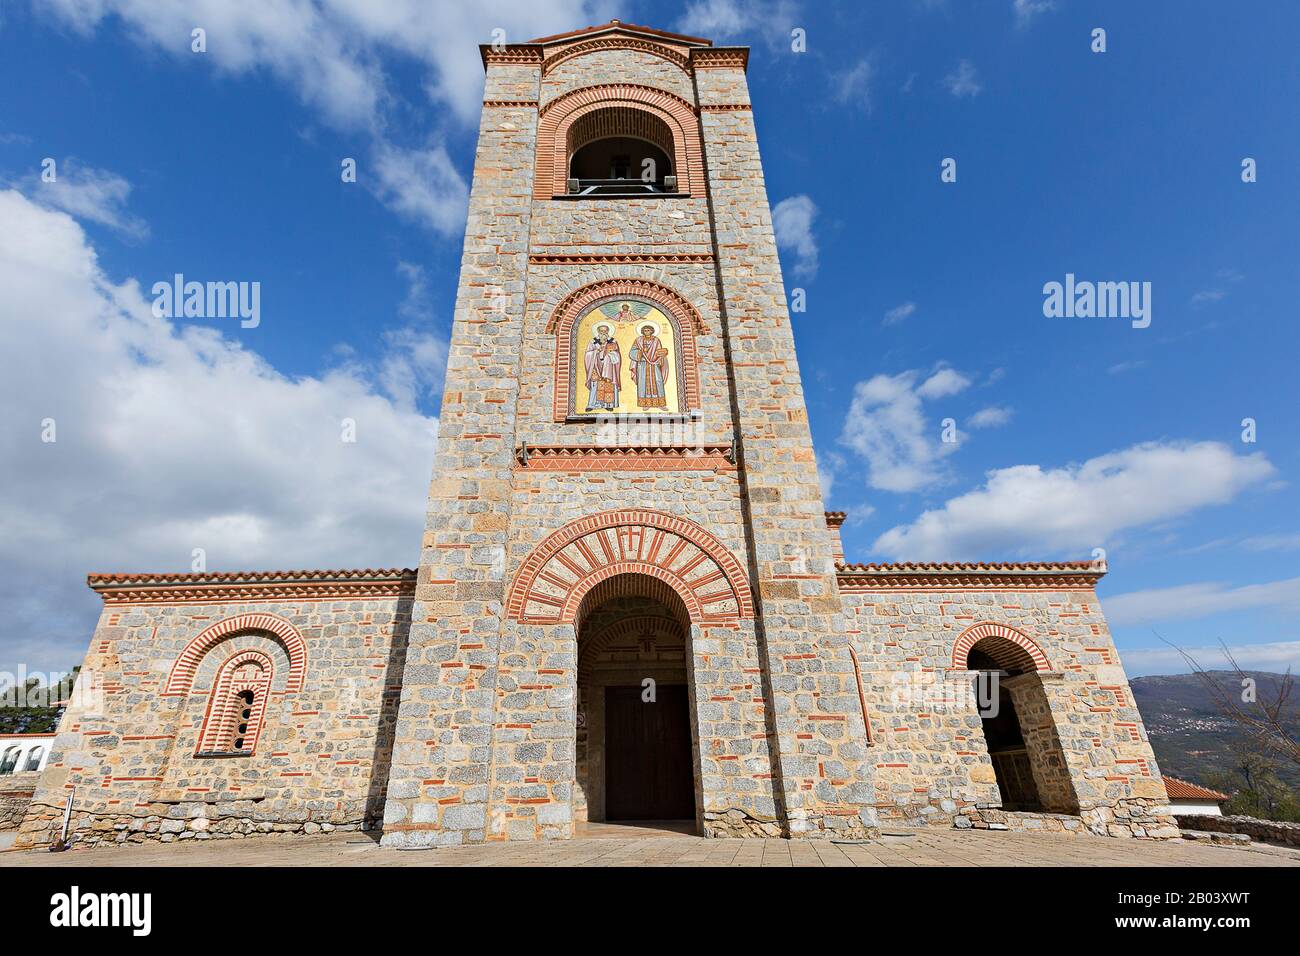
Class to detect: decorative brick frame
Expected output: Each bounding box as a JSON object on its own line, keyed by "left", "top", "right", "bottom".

{"left": 515, "top": 444, "right": 735, "bottom": 471}
{"left": 195, "top": 649, "right": 273, "bottom": 755}
{"left": 542, "top": 37, "right": 692, "bottom": 77}
{"left": 508, "top": 509, "right": 753, "bottom": 624}
{"left": 951, "top": 621, "right": 1051, "bottom": 674}
{"left": 163, "top": 612, "right": 307, "bottom": 696}
{"left": 534, "top": 84, "right": 704, "bottom": 199}
{"left": 549, "top": 278, "right": 705, "bottom": 421}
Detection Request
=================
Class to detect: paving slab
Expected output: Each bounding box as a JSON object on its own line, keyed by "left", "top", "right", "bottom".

{"left": 3, "top": 826, "right": 1298, "bottom": 867}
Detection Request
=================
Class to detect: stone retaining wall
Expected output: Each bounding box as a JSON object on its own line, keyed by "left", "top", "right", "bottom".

{"left": 960, "top": 798, "right": 1178, "bottom": 838}
{"left": 1176, "top": 813, "right": 1300, "bottom": 847}
{"left": 29, "top": 800, "right": 368, "bottom": 847}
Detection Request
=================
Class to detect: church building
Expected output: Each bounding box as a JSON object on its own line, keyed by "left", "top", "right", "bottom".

{"left": 13, "top": 21, "right": 1179, "bottom": 849}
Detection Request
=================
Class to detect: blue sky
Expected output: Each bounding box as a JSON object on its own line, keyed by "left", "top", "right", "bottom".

{"left": 0, "top": 0, "right": 1297, "bottom": 678}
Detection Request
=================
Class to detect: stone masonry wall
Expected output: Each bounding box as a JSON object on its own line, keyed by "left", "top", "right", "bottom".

{"left": 695, "top": 61, "right": 877, "bottom": 838}
{"left": 842, "top": 584, "right": 1179, "bottom": 839}
{"left": 17, "top": 596, "right": 409, "bottom": 848}
{"left": 479, "top": 46, "right": 781, "bottom": 840}
{"left": 1, "top": 771, "right": 40, "bottom": 830}
{"left": 540, "top": 48, "right": 696, "bottom": 107}
{"left": 379, "top": 60, "right": 542, "bottom": 848}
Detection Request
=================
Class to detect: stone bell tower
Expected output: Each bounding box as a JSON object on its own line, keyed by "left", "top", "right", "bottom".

{"left": 380, "top": 20, "right": 877, "bottom": 846}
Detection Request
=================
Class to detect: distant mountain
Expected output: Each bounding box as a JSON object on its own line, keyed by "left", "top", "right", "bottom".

{"left": 1130, "top": 671, "right": 1300, "bottom": 790}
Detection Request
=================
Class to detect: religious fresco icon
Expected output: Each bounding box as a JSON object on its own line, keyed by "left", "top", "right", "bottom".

{"left": 572, "top": 298, "right": 681, "bottom": 416}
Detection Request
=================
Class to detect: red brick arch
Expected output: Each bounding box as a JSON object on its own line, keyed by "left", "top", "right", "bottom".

{"left": 951, "top": 621, "right": 1051, "bottom": 674}
{"left": 507, "top": 509, "right": 753, "bottom": 624}
{"left": 163, "top": 612, "right": 307, "bottom": 696}
{"left": 549, "top": 278, "right": 705, "bottom": 421}
{"left": 534, "top": 84, "right": 704, "bottom": 199}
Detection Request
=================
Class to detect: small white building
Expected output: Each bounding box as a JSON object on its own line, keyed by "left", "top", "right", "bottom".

{"left": 0, "top": 733, "right": 55, "bottom": 775}
{"left": 1162, "top": 775, "right": 1230, "bottom": 816}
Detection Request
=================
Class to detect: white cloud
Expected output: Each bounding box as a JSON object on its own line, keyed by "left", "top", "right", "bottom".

{"left": 1119, "top": 640, "right": 1300, "bottom": 678}
{"left": 23, "top": 159, "right": 148, "bottom": 240}
{"left": 882, "top": 301, "right": 916, "bottom": 326}
{"left": 370, "top": 141, "right": 469, "bottom": 235}
{"left": 1107, "top": 359, "right": 1147, "bottom": 375}
{"left": 839, "top": 367, "right": 972, "bottom": 493}
{"left": 1188, "top": 270, "right": 1243, "bottom": 311}
{"left": 46, "top": 0, "right": 385, "bottom": 130}
{"left": 0, "top": 190, "right": 443, "bottom": 673}
{"left": 1191, "top": 288, "right": 1227, "bottom": 307}
{"left": 379, "top": 326, "right": 448, "bottom": 413}
{"left": 872, "top": 440, "right": 1276, "bottom": 560}
{"left": 772, "top": 194, "right": 819, "bottom": 279}
{"left": 915, "top": 367, "right": 971, "bottom": 399}
{"left": 1105, "top": 576, "right": 1300, "bottom": 627}
{"left": 34, "top": 0, "right": 608, "bottom": 233}
{"left": 817, "top": 450, "right": 844, "bottom": 501}
{"left": 1241, "top": 532, "right": 1300, "bottom": 552}
{"left": 943, "top": 59, "right": 982, "bottom": 98}
{"left": 1012, "top": 0, "right": 1057, "bottom": 29}
{"left": 844, "top": 503, "right": 876, "bottom": 527}
{"left": 967, "top": 405, "right": 1012, "bottom": 429}
{"left": 834, "top": 58, "right": 876, "bottom": 113}
{"left": 676, "top": 0, "right": 801, "bottom": 49}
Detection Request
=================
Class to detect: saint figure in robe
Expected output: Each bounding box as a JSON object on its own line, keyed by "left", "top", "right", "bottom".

{"left": 628, "top": 323, "right": 669, "bottom": 410}
{"left": 584, "top": 324, "right": 621, "bottom": 411}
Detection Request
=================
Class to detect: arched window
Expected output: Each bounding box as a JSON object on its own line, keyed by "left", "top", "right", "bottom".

{"left": 22, "top": 746, "right": 44, "bottom": 772}
{"left": 195, "top": 650, "right": 273, "bottom": 757}
{"left": 0, "top": 746, "right": 19, "bottom": 774}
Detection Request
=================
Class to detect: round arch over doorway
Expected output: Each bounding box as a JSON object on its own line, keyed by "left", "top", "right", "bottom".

{"left": 951, "top": 621, "right": 1051, "bottom": 673}
{"left": 506, "top": 509, "right": 753, "bottom": 625}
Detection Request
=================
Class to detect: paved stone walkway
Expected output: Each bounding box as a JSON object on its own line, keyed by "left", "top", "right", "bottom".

{"left": 3, "top": 824, "right": 1298, "bottom": 867}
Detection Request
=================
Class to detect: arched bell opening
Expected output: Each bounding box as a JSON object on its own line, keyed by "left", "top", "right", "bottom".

{"left": 565, "top": 106, "right": 679, "bottom": 196}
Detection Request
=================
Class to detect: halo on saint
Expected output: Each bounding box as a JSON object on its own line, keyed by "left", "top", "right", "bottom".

{"left": 637, "top": 320, "right": 660, "bottom": 338}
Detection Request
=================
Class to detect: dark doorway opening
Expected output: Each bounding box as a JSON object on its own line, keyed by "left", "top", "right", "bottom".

{"left": 573, "top": 573, "right": 699, "bottom": 830}
{"left": 966, "top": 640, "right": 1078, "bottom": 814}
{"left": 975, "top": 670, "right": 1043, "bottom": 811}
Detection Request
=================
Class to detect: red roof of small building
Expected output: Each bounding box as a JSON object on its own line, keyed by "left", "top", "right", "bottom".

{"left": 1162, "top": 775, "right": 1230, "bottom": 801}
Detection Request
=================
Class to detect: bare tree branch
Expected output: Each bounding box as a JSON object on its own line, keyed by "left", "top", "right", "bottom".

{"left": 1155, "top": 631, "right": 1300, "bottom": 769}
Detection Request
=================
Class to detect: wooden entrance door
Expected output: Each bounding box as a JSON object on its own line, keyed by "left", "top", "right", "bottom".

{"left": 604, "top": 684, "right": 694, "bottom": 820}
